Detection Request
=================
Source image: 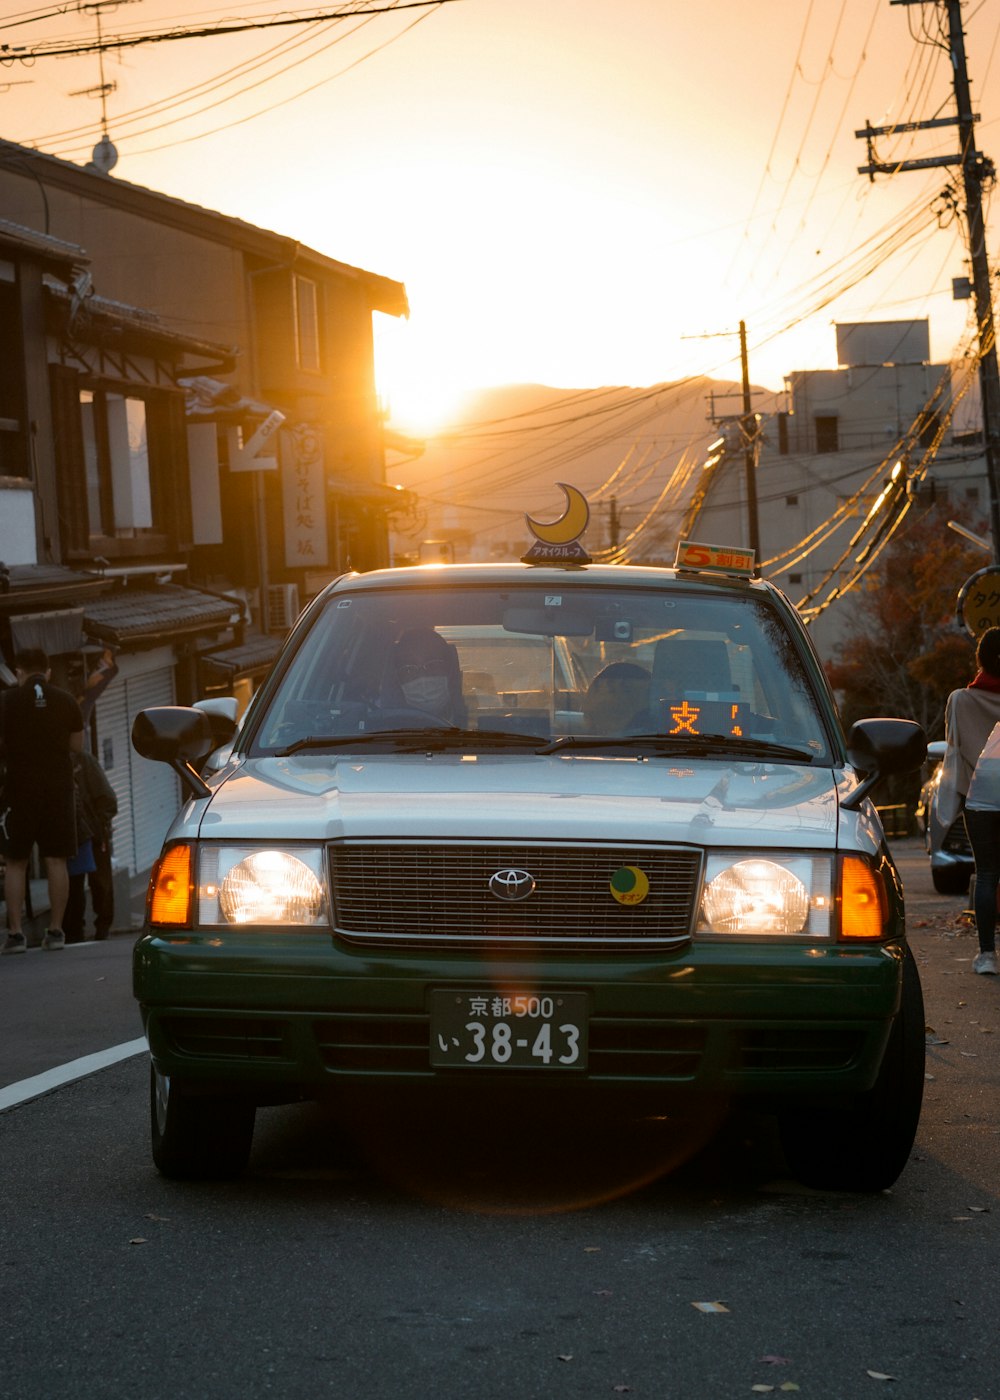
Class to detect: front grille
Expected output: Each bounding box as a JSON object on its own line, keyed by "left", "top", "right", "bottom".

{"left": 162, "top": 1015, "right": 287, "bottom": 1060}
{"left": 329, "top": 842, "right": 702, "bottom": 945}
{"left": 588, "top": 1019, "right": 705, "bottom": 1078}
{"left": 943, "top": 819, "right": 972, "bottom": 856}
{"left": 737, "top": 1028, "right": 864, "bottom": 1072}
{"left": 315, "top": 1014, "right": 430, "bottom": 1072}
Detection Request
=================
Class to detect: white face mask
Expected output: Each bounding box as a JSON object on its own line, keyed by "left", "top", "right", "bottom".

{"left": 402, "top": 674, "right": 451, "bottom": 715}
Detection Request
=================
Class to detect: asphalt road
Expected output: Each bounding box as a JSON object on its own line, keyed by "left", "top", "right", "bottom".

{"left": 0, "top": 839, "right": 998, "bottom": 1400}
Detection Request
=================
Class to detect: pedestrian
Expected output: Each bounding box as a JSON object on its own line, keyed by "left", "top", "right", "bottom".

{"left": 939, "top": 626, "right": 1000, "bottom": 975}
{"left": 0, "top": 647, "right": 84, "bottom": 953}
{"left": 64, "top": 749, "right": 118, "bottom": 943}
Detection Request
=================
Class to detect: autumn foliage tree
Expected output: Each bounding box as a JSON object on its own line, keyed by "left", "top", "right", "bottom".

{"left": 823, "top": 502, "right": 985, "bottom": 742}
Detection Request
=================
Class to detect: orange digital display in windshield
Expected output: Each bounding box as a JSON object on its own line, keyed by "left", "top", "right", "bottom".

{"left": 666, "top": 699, "right": 746, "bottom": 738}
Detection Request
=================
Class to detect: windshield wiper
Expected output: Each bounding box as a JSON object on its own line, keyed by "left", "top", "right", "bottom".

{"left": 276, "top": 731, "right": 423, "bottom": 755}
{"left": 276, "top": 727, "right": 546, "bottom": 756}
{"left": 539, "top": 732, "right": 817, "bottom": 762}
{"left": 387, "top": 727, "right": 549, "bottom": 751}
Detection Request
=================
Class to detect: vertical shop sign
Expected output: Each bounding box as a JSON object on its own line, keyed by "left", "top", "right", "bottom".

{"left": 282, "top": 423, "right": 328, "bottom": 567}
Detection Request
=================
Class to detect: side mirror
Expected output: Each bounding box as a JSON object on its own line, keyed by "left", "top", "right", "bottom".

{"left": 192, "top": 697, "right": 239, "bottom": 754}
{"left": 842, "top": 717, "right": 927, "bottom": 812}
{"left": 132, "top": 706, "right": 214, "bottom": 800}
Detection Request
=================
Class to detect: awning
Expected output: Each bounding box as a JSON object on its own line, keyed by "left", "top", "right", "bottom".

{"left": 46, "top": 285, "right": 237, "bottom": 371}
{"left": 0, "top": 218, "right": 87, "bottom": 275}
{"left": 384, "top": 428, "right": 425, "bottom": 458}
{"left": 10, "top": 608, "right": 84, "bottom": 656}
{"left": 326, "top": 475, "right": 415, "bottom": 510}
{"left": 180, "top": 375, "right": 276, "bottom": 424}
{"left": 0, "top": 563, "right": 111, "bottom": 616}
{"left": 83, "top": 585, "right": 239, "bottom": 647}
{"left": 199, "top": 634, "right": 282, "bottom": 683}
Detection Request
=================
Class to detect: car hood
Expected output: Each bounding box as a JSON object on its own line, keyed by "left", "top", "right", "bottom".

{"left": 188, "top": 752, "right": 875, "bottom": 852}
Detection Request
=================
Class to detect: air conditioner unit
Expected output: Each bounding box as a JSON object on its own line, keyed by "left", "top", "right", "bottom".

{"left": 267, "top": 582, "right": 300, "bottom": 631}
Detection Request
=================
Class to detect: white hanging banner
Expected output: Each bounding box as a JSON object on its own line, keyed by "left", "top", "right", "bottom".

{"left": 282, "top": 423, "right": 328, "bottom": 568}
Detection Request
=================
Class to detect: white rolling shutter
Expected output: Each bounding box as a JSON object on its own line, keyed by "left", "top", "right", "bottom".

{"left": 93, "top": 657, "right": 179, "bottom": 877}
{"left": 127, "top": 667, "right": 180, "bottom": 872}
{"left": 93, "top": 680, "right": 135, "bottom": 875}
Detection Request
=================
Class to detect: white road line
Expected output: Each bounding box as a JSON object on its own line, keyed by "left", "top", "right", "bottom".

{"left": 0, "top": 1038, "right": 148, "bottom": 1112}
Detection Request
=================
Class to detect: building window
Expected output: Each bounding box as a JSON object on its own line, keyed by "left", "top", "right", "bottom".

{"left": 815, "top": 416, "right": 839, "bottom": 453}
{"left": 80, "top": 390, "right": 105, "bottom": 532}
{"left": 80, "top": 390, "right": 152, "bottom": 536}
{"left": 966, "top": 486, "right": 980, "bottom": 501}
{"left": 918, "top": 410, "right": 941, "bottom": 449}
{"left": 788, "top": 572, "right": 803, "bottom": 585}
{"left": 52, "top": 366, "right": 188, "bottom": 559}
{"left": 294, "top": 275, "right": 321, "bottom": 372}
{"left": 0, "top": 262, "right": 27, "bottom": 477}
{"left": 785, "top": 494, "right": 799, "bottom": 507}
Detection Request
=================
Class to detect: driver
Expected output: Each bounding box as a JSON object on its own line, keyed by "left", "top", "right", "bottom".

{"left": 390, "top": 628, "right": 466, "bottom": 723}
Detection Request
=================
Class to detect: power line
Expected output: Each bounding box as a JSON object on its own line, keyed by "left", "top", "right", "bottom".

{"left": 0, "top": 0, "right": 464, "bottom": 60}
{"left": 113, "top": 7, "right": 439, "bottom": 156}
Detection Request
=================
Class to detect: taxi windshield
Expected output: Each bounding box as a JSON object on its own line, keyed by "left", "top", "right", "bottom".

{"left": 250, "top": 583, "right": 833, "bottom": 762}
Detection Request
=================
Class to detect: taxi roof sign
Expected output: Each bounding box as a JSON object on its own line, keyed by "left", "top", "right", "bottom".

{"left": 522, "top": 482, "right": 592, "bottom": 564}
{"left": 674, "top": 540, "right": 756, "bottom": 576}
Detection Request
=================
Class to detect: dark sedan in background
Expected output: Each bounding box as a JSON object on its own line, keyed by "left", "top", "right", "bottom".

{"left": 916, "top": 740, "right": 974, "bottom": 895}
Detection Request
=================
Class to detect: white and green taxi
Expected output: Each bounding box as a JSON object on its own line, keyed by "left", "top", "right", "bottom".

{"left": 132, "top": 533, "right": 927, "bottom": 1190}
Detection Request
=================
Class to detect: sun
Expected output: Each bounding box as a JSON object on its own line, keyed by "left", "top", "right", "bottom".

{"left": 374, "top": 316, "right": 474, "bottom": 438}
{"left": 381, "top": 374, "right": 471, "bottom": 438}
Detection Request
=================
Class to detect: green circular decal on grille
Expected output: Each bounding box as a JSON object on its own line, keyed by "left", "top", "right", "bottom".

{"left": 610, "top": 865, "right": 649, "bottom": 905}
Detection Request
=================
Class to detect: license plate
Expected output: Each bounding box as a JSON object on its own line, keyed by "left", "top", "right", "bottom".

{"left": 429, "top": 990, "right": 588, "bottom": 1069}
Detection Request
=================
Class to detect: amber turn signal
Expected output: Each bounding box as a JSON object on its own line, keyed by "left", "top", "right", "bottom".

{"left": 148, "top": 844, "right": 193, "bottom": 926}
{"left": 839, "top": 855, "right": 888, "bottom": 939}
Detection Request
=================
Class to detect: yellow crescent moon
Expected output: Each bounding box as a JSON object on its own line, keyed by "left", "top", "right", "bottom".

{"left": 526, "top": 483, "right": 590, "bottom": 545}
{"left": 610, "top": 865, "right": 649, "bottom": 905}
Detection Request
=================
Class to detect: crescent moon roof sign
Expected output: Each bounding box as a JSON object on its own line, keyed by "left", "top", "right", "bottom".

{"left": 522, "top": 483, "right": 592, "bottom": 564}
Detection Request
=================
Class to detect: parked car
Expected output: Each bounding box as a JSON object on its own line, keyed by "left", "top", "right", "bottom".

{"left": 917, "top": 739, "right": 974, "bottom": 895}
{"left": 132, "top": 548, "right": 927, "bottom": 1192}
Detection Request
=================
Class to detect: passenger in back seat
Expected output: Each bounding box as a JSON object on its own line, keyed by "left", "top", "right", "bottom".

{"left": 584, "top": 662, "right": 652, "bottom": 734}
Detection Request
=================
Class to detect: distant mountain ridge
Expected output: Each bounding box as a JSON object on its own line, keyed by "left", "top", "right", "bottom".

{"left": 388, "top": 377, "right": 781, "bottom": 563}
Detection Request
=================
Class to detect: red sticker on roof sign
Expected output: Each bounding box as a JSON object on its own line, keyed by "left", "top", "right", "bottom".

{"left": 674, "top": 540, "right": 755, "bottom": 575}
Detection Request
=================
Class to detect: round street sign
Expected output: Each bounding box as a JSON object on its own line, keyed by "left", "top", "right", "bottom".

{"left": 957, "top": 565, "right": 1000, "bottom": 638}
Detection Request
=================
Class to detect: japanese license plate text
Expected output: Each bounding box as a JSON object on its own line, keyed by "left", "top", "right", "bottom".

{"left": 429, "top": 990, "right": 589, "bottom": 1069}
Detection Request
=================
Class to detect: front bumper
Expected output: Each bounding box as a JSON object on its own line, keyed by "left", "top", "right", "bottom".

{"left": 134, "top": 930, "right": 904, "bottom": 1106}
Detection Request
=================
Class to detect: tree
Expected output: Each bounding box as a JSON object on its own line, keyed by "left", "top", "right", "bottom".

{"left": 824, "top": 503, "right": 984, "bottom": 741}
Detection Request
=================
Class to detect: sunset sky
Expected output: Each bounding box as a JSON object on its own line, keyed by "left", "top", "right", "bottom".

{"left": 3, "top": 0, "right": 999, "bottom": 433}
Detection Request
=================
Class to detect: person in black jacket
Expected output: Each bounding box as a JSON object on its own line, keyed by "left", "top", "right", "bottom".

{"left": 64, "top": 748, "right": 118, "bottom": 944}
{"left": 0, "top": 648, "right": 84, "bottom": 953}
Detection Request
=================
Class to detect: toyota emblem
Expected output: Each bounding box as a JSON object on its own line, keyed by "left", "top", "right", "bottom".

{"left": 488, "top": 868, "right": 537, "bottom": 902}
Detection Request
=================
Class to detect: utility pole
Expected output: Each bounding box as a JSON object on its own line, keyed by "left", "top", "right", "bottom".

{"left": 857, "top": 0, "right": 1000, "bottom": 560}
{"left": 948, "top": 0, "right": 1000, "bottom": 561}
{"left": 685, "top": 325, "right": 762, "bottom": 571}
{"left": 607, "top": 495, "right": 620, "bottom": 551}
{"left": 739, "top": 320, "right": 761, "bottom": 566}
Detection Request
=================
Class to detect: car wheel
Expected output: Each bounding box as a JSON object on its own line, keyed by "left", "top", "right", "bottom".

{"left": 150, "top": 1063, "right": 256, "bottom": 1180}
{"left": 778, "top": 947, "right": 925, "bottom": 1192}
{"left": 931, "top": 866, "right": 970, "bottom": 895}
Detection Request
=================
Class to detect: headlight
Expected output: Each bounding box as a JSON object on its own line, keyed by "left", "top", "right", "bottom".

{"left": 198, "top": 845, "right": 327, "bottom": 927}
{"left": 698, "top": 854, "right": 832, "bottom": 938}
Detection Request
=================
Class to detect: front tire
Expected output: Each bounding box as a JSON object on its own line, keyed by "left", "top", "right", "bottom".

{"left": 778, "top": 947, "right": 925, "bottom": 1192}
{"left": 150, "top": 1064, "right": 256, "bottom": 1180}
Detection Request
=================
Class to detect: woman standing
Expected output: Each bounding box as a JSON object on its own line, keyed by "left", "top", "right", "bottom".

{"left": 940, "top": 627, "right": 1000, "bottom": 975}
